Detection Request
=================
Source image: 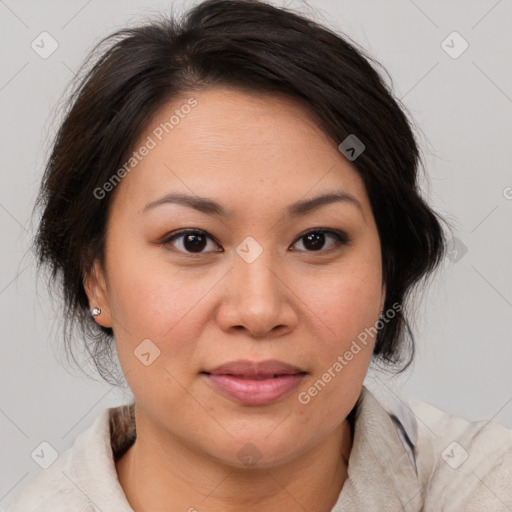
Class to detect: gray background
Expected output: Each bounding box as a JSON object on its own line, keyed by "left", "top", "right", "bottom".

{"left": 1, "top": 0, "right": 511, "bottom": 507}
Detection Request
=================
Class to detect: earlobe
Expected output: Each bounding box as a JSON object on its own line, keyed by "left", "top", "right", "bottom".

{"left": 83, "top": 260, "right": 112, "bottom": 328}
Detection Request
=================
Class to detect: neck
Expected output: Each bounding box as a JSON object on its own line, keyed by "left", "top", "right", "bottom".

{"left": 116, "top": 407, "right": 352, "bottom": 512}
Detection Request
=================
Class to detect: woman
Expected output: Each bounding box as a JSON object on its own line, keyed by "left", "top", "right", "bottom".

{"left": 8, "top": 0, "right": 511, "bottom": 510}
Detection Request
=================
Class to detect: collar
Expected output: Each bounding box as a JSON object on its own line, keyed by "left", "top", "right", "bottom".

{"left": 71, "top": 406, "right": 134, "bottom": 511}
{"left": 331, "top": 386, "right": 423, "bottom": 511}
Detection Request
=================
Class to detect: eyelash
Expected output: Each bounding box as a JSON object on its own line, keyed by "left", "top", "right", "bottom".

{"left": 161, "top": 228, "right": 350, "bottom": 256}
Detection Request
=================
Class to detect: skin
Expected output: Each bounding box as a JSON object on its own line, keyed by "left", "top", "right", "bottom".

{"left": 85, "top": 86, "right": 386, "bottom": 512}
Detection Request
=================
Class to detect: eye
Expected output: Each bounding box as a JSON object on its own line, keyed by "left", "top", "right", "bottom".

{"left": 162, "top": 228, "right": 350, "bottom": 255}
{"left": 291, "top": 229, "right": 350, "bottom": 253}
{"left": 163, "top": 229, "right": 222, "bottom": 254}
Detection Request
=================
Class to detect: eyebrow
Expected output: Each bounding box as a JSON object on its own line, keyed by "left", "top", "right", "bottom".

{"left": 143, "top": 190, "right": 365, "bottom": 221}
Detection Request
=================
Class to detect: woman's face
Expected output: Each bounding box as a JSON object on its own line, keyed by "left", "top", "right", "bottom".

{"left": 86, "top": 86, "right": 385, "bottom": 468}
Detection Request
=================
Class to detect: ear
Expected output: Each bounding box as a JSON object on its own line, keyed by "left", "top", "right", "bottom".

{"left": 83, "top": 259, "right": 113, "bottom": 328}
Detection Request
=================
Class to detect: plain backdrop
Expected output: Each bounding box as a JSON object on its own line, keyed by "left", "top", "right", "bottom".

{"left": 1, "top": 0, "right": 511, "bottom": 507}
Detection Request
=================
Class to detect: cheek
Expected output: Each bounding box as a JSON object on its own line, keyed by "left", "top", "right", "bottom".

{"left": 105, "top": 251, "right": 208, "bottom": 402}
{"left": 293, "top": 248, "right": 382, "bottom": 416}
{"left": 301, "top": 277, "right": 379, "bottom": 394}
{"left": 104, "top": 234, "right": 208, "bottom": 343}
{"left": 304, "top": 254, "right": 382, "bottom": 346}
{"left": 293, "top": 278, "right": 379, "bottom": 431}
{"left": 312, "top": 276, "right": 380, "bottom": 327}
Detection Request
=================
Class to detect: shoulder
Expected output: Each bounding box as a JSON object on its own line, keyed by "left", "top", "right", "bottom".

{"left": 410, "top": 399, "right": 512, "bottom": 511}
{"left": 6, "top": 407, "right": 120, "bottom": 512}
{"left": 5, "top": 451, "right": 92, "bottom": 511}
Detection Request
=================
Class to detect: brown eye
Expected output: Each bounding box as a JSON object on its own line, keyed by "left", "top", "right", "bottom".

{"left": 163, "top": 230, "right": 221, "bottom": 254}
{"left": 162, "top": 228, "right": 349, "bottom": 256}
{"left": 291, "top": 229, "right": 349, "bottom": 252}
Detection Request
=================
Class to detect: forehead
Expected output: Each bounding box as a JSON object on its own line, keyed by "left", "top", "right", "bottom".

{"left": 112, "top": 87, "right": 368, "bottom": 213}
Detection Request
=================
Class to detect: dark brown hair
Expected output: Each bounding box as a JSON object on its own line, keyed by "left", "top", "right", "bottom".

{"left": 33, "top": 0, "right": 447, "bottom": 385}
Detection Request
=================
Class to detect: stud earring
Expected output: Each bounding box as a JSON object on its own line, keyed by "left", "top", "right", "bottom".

{"left": 91, "top": 307, "right": 101, "bottom": 317}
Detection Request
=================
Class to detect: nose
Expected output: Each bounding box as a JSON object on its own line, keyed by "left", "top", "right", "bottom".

{"left": 216, "top": 246, "right": 298, "bottom": 339}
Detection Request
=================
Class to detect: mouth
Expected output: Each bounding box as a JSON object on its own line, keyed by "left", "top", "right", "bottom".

{"left": 201, "top": 373, "right": 307, "bottom": 406}
{"left": 202, "top": 373, "right": 303, "bottom": 379}
{"left": 203, "top": 358, "right": 306, "bottom": 377}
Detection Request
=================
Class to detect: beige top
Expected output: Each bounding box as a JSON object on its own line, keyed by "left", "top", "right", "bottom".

{"left": 6, "top": 386, "right": 512, "bottom": 511}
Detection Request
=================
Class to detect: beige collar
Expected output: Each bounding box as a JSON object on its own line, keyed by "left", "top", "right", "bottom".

{"left": 332, "top": 386, "right": 423, "bottom": 511}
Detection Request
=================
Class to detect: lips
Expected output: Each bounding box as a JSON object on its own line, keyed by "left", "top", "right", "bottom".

{"left": 203, "top": 359, "right": 306, "bottom": 378}
{"left": 201, "top": 359, "right": 307, "bottom": 405}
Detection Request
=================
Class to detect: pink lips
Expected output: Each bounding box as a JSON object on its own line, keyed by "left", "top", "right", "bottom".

{"left": 202, "top": 359, "right": 307, "bottom": 405}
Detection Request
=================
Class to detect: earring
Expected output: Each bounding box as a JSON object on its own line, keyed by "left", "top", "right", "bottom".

{"left": 91, "top": 307, "right": 101, "bottom": 317}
